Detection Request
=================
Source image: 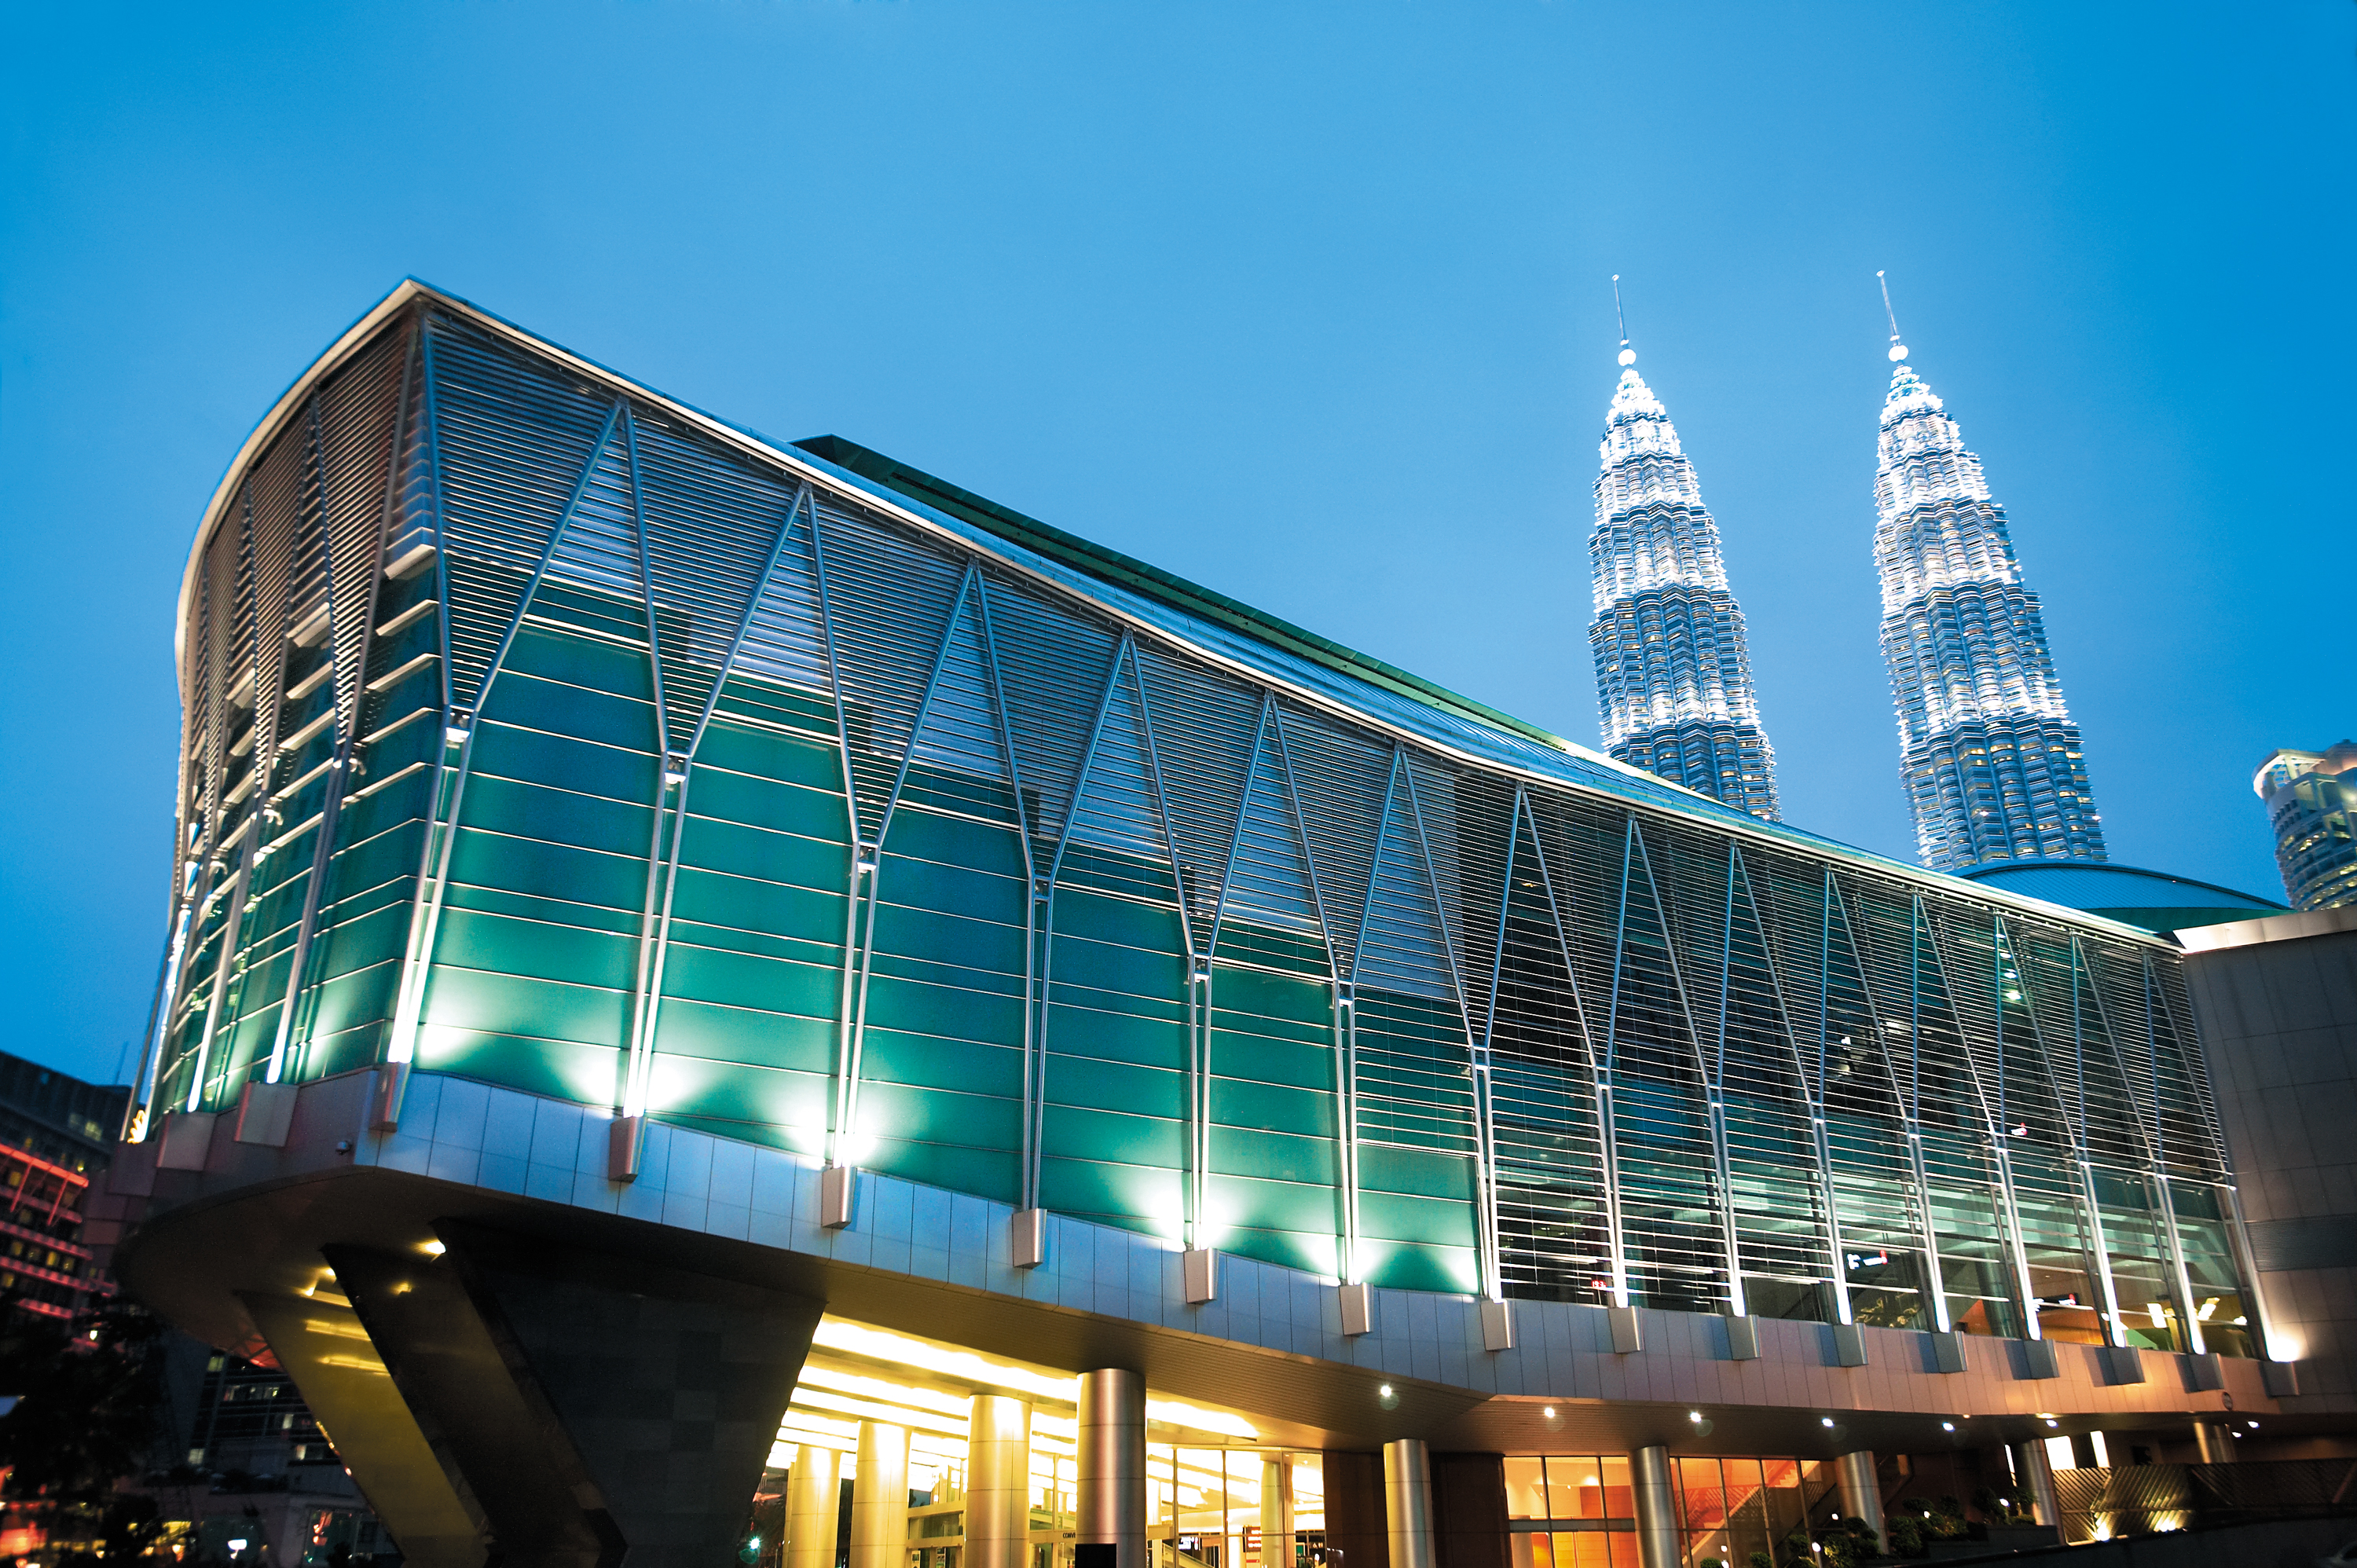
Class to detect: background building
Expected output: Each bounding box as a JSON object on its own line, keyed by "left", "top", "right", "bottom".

{"left": 2255, "top": 742, "right": 2357, "bottom": 911}
{"left": 108, "top": 284, "right": 2318, "bottom": 1568}
{"left": 1586, "top": 350, "right": 1780, "bottom": 820}
{"left": 1873, "top": 345, "right": 2105, "bottom": 874}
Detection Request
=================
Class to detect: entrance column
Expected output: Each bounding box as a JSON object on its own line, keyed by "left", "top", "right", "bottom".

{"left": 852, "top": 1422, "right": 911, "bottom": 1568}
{"left": 1629, "top": 1447, "right": 1680, "bottom": 1568}
{"left": 786, "top": 1445, "right": 843, "bottom": 1568}
{"left": 969, "top": 1394, "right": 1033, "bottom": 1568}
{"left": 2012, "top": 1440, "right": 2062, "bottom": 1530}
{"left": 2192, "top": 1420, "right": 2238, "bottom": 1464}
{"left": 1382, "top": 1439, "right": 1433, "bottom": 1568}
{"left": 1834, "top": 1451, "right": 1884, "bottom": 1545}
{"left": 1077, "top": 1370, "right": 1147, "bottom": 1568}
{"left": 1260, "top": 1456, "right": 1295, "bottom": 1568}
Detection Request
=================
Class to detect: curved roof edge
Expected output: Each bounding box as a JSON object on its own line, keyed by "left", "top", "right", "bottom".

{"left": 1959, "top": 859, "right": 2285, "bottom": 910}
{"left": 174, "top": 280, "right": 2180, "bottom": 951}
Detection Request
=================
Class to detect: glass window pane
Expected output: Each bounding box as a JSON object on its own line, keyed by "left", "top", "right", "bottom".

{"left": 1505, "top": 1459, "right": 1547, "bottom": 1521}
{"left": 1596, "top": 1459, "right": 1634, "bottom": 1522}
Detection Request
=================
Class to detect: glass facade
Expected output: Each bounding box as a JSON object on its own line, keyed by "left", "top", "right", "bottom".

{"left": 1507, "top": 1453, "right": 1836, "bottom": 1568}
{"left": 1587, "top": 356, "right": 1780, "bottom": 822}
{"left": 142, "top": 288, "right": 2254, "bottom": 1350}
{"left": 1873, "top": 352, "right": 2106, "bottom": 873}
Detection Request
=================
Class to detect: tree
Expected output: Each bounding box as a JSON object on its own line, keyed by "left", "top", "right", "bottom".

{"left": 0, "top": 1298, "right": 169, "bottom": 1501}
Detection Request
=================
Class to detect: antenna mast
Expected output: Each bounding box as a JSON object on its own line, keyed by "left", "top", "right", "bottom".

{"left": 1877, "top": 270, "right": 1909, "bottom": 362}
{"left": 1612, "top": 274, "right": 1635, "bottom": 367}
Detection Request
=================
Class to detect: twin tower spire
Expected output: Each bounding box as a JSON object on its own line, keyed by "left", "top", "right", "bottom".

{"left": 1585, "top": 284, "right": 2107, "bottom": 873}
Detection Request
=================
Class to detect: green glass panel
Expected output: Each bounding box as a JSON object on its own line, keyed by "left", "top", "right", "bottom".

{"left": 657, "top": 943, "right": 841, "bottom": 1020}
{"left": 485, "top": 670, "right": 658, "bottom": 755}
{"left": 463, "top": 774, "right": 651, "bottom": 856}
{"left": 668, "top": 866, "right": 846, "bottom": 945}
{"left": 471, "top": 722, "right": 659, "bottom": 804}
{"left": 446, "top": 828, "right": 647, "bottom": 914}
{"left": 648, "top": 996, "right": 836, "bottom": 1074}
{"left": 418, "top": 1028, "right": 621, "bottom": 1105}
{"left": 859, "top": 1024, "right": 1024, "bottom": 1097}
{"left": 420, "top": 965, "right": 629, "bottom": 1051}
{"left": 502, "top": 621, "right": 656, "bottom": 699}
{"left": 434, "top": 906, "right": 636, "bottom": 989}
{"left": 1043, "top": 1103, "right": 1186, "bottom": 1165}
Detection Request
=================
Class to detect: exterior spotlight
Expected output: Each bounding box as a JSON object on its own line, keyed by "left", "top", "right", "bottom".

{"left": 1379, "top": 1385, "right": 1394, "bottom": 1398}
{"left": 2247, "top": 1421, "right": 2259, "bottom": 1430}
{"left": 1820, "top": 1417, "right": 1835, "bottom": 1428}
{"left": 420, "top": 1240, "right": 446, "bottom": 1256}
{"left": 1941, "top": 1422, "right": 1955, "bottom": 1432}
{"left": 1542, "top": 1407, "right": 1556, "bottom": 1419}
{"left": 2044, "top": 1419, "right": 2058, "bottom": 1427}
{"left": 1689, "top": 1411, "right": 1704, "bottom": 1423}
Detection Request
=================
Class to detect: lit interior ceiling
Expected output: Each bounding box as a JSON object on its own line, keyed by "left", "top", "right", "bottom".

{"left": 769, "top": 1316, "right": 1322, "bottom": 1511}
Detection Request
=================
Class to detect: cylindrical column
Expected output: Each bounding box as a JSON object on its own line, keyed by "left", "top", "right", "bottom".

{"left": 1261, "top": 1455, "right": 1296, "bottom": 1568}
{"left": 1629, "top": 1446, "right": 1681, "bottom": 1568}
{"left": 967, "top": 1393, "right": 1033, "bottom": 1568}
{"left": 852, "top": 1421, "right": 911, "bottom": 1568}
{"left": 1079, "top": 1369, "right": 1148, "bottom": 1568}
{"left": 2192, "top": 1420, "right": 2238, "bottom": 1464}
{"left": 786, "top": 1443, "right": 845, "bottom": 1568}
{"left": 2013, "top": 1439, "right": 2061, "bottom": 1529}
{"left": 1382, "top": 1439, "right": 1433, "bottom": 1568}
{"left": 1834, "top": 1451, "right": 1884, "bottom": 1547}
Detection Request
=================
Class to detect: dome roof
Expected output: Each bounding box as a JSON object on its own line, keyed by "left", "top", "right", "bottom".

{"left": 1958, "top": 859, "right": 2284, "bottom": 936}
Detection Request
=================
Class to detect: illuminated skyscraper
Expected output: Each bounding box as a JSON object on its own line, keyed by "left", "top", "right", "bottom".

{"left": 1587, "top": 341, "right": 1780, "bottom": 820}
{"left": 1873, "top": 300, "right": 2105, "bottom": 872}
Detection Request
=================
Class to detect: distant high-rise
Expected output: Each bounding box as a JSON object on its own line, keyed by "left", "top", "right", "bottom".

{"left": 1587, "top": 342, "right": 1780, "bottom": 820}
{"left": 1872, "top": 307, "right": 2105, "bottom": 872}
{"left": 2254, "top": 742, "right": 2357, "bottom": 910}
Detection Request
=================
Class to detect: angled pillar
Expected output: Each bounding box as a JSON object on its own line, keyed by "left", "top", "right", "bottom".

{"left": 241, "top": 1291, "right": 486, "bottom": 1568}
{"left": 1078, "top": 1369, "right": 1147, "bottom": 1568}
{"left": 324, "top": 1222, "right": 822, "bottom": 1568}
{"left": 786, "top": 1445, "right": 844, "bottom": 1568}
{"left": 851, "top": 1423, "right": 909, "bottom": 1568}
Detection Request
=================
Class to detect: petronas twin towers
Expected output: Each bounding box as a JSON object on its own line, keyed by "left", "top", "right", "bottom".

{"left": 1585, "top": 313, "right": 2107, "bottom": 874}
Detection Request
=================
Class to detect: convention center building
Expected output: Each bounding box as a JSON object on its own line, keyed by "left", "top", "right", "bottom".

{"left": 107, "top": 284, "right": 2308, "bottom": 1568}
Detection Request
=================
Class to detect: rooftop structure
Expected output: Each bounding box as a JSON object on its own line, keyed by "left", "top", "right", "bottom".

{"left": 1872, "top": 305, "right": 2106, "bottom": 873}
{"left": 1586, "top": 335, "right": 1780, "bottom": 820}
{"left": 1960, "top": 860, "right": 2283, "bottom": 937}
{"left": 111, "top": 284, "right": 2307, "bottom": 1568}
{"left": 2254, "top": 742, "right": 2357, "bottom": 910}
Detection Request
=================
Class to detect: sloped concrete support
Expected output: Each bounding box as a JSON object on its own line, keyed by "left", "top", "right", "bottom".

{"left": 324, "top": 1222, "right": 822, "bottom": 1568}
{"left": 242, "top": 1291, "right": 487, "bottom": 1568}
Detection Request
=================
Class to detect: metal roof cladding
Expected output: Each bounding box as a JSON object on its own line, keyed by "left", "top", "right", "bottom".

{"left": 175, "top": 278, "right": 2172, "bottom": 947}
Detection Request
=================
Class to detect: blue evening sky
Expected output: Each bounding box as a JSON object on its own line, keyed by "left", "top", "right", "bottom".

{"left": 3, "top": 2, "right": 2351, "bottom": 1087}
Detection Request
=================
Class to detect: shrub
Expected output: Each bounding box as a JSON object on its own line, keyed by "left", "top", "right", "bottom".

{"left": 1886, "top": 1515, "right": 1926, "bottom": 1558}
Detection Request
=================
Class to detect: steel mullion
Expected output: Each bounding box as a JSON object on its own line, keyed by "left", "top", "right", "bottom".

{"left": 838, "top": 564, "right": 984, "bottom": 1164}
{"left": 1624, "top": 826, "right": 1733, "bottom": 1315}
{"left": 1709, "top": 844, "right": 1748, "bottom": 1318}
{"left": 1025, "top": 633, "right": 1135, "bottom": 1211}
{"left": 2069, "top": 935, "right": 2133, "bottom": 1347}
{"left": 1186, "top": 697, "right": 1274, "bottom": 1247}
{"left": 1517, "top": 792, "right": 1622, "bottom": 1305}
{"left": 621, "top": 408, "right": 679, "bottom": 1119}
{"left": 970, "top": 577, "right": 1046, "bottom": 1215}
{"left": 2143, "top": 957, "right": 2206, "bottom": 1355}
{"left": 1728, "top": 848, "right": 1851, "bottom": 1324}
{"left": 1268, "top": 705, "right": 1354, "bottom": 1282}
{"left": 1124, "top": 638, "right": 1207, "bottom": 1255}
{"left": 1975, "top": 914, "right": 2046, "bottom": 1340}
{"left": 805, "top": 496, "right": 871, "bottom": 1172}
{"left": 1601, "top": 816, "right": 1638, "bottom": 1308}
{"left": 1398, "top": 758, "right": 1496, "bottom": 1299}
{"left": 634, "top": 483, "right": 819, "bottom": 1126}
